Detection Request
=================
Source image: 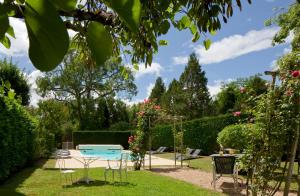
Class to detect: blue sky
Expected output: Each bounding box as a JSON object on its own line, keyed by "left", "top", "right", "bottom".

{"left": 0, "top": 0, "right": 296, "bottom": 106}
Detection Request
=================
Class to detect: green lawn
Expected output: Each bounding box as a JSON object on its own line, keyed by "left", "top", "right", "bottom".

{"left": 0, "top": 159, "right": 222, "bottom": 196}
{"left": 155, "top": 153, "right": 212, "bottom": 172}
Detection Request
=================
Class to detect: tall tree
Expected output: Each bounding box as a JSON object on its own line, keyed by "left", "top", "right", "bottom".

{"left": 0, "top": 58, "right": 30, "bottom": 105}
{"left": 149, "top": 77, "right": 165, "bottom": 105}
{"left": 37, "top": 50, "right": 137, "bottom": 130}
{"left": 179, "top": 53, "right": 210, "bottom": 118}
{"left": 161, "top": 79, "right": 185, "bottom": 116}
{"left": 1, "top": 1, "right": 250, "bottom": 71}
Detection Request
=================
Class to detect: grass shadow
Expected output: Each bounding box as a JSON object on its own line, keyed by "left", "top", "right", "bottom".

{"left": 0, "top": 159, "right": 48, "bottom": 196}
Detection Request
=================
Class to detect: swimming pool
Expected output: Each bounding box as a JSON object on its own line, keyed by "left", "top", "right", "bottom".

{"left": 78, "top": 144, "right": 127, "bottom": 160}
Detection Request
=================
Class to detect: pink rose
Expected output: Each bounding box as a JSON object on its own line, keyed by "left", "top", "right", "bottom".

{"left": 286, "top": 89, "right": 293, "bottom": 96}
{"left": 154, "top": 105, "right": 161, "bottom": 110}
{"left": 233, "top": 111, "right": 241, "bottom": 117}
{"left": 291, "top": 70, "right": 300, "bottom": 78}
{"left": 240, "top": 87, "right": 245, "bottom": 93}
{"left": 144, "top": 99, "right": 150, "bottom": 104}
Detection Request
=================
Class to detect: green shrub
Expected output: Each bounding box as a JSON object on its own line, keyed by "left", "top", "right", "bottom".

{"left": 152, "top": 114, "right": 240, "bottom": 154}
{"left": 217, "top": 123, "right": 260, "bottom": 150}
{"left": 109, "top": 121, "right": 132, "bottom": 131}
{"left": 0, "top": 87, "right": 35, "bottom": 182}
{"left": 73, "top": 131, "right": 132, "bottom": 149}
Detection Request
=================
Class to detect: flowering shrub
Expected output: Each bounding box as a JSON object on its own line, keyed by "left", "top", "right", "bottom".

{"left": 129, "top": 99, "right": 161, "bottom": 170}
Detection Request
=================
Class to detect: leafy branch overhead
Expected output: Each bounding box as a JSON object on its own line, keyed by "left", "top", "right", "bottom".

{"left": 0, "top": 0, "right": 251, "bottom": 71}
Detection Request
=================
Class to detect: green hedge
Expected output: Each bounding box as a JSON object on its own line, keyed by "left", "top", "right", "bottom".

{"left": 0, "top": 93, "right": 35, "bottom": 182}
{"left": 152, "top": 114, "right": 240, "bottom": 154}
{"left": 73, "top": 131, "right": 132, "bottom": 149}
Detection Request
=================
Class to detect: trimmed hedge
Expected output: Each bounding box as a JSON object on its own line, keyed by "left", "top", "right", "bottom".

{"left": 152, "top": 114, "right": 240, "bottom": 154}
{"left": 73, "top": 131, "right": 132, "bottom": 149}
{"left": 0, "top": 93, "right": 35, "bottom": 182}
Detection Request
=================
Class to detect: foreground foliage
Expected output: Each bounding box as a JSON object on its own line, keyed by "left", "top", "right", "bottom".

{"left": 0, "top": 83, "right": 35, "bottom": 182}
{"left": 0, "top": 0, "right": 251, "bottom": 71}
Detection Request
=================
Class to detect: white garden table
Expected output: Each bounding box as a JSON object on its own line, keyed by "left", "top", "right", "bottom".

{"left": 71, "top": 155, "right": 100, "bottom": 184}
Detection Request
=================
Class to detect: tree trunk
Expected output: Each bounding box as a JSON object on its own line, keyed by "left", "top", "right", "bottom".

{"left": 283, "top": 119, "right": 300, "bottom": 195}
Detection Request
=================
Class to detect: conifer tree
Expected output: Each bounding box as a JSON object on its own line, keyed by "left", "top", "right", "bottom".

{"left": 149, "top": 77, "right": 166, "bottom": 105}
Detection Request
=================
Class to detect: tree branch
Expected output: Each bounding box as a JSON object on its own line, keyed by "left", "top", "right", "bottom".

{"left": 8, "top": 3, "right": 116, "bottom": 27}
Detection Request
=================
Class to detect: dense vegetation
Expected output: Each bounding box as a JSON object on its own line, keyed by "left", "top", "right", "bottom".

{"left": 0, "top": 59, "right": 30, "bottom": 105}
{"left": 0, "top": 84, "right": 35, "bottom": 182}
{"left": 152, "top": 114, "right": 240, "bottom": 154}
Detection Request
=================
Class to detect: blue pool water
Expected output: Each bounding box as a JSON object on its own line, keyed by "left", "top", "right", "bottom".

{"left": 78, "top": 145, "right": 129, "bottom": 160}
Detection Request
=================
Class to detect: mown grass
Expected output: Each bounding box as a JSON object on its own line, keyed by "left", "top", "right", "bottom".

{"left": 0, "top": 159, "right": 222, "bottom": 196}
{"left": 155, "top": 153, "right": 212, "bottom": 172}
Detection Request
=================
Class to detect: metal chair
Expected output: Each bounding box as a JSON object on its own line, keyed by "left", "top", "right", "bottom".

{"left": 211, "top": 155, "right": 242, "bottom": 190}
{"left": 104, "top": 153, "right": 129, "bottom": 183}
{"left": 57, "top": 156, "right": 77, "bottom": 187}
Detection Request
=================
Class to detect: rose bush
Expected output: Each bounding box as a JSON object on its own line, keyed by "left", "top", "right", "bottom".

{"left": 129, "top": 99, "right": 161, "bottom": 170}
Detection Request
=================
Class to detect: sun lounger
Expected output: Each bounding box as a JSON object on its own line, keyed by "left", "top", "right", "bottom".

{"left": 176, "top": 148, "right": 202, "bottom": 160}
{"left": 147, "top": 147, "right": 167, "bottom": 154}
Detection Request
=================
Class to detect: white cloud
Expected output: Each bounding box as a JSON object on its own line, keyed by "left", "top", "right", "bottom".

{"left": 26, "top": 70, "right": 45, "bottom": 107}
{"left": 172, "top": 56, "right": 189, "bottom": 65}
{"left": 123, "top": 98, "right": 143, "bottom": 106}
{"left": 269, "top": 60, "right": 278, "bottom": 70}
{"left": 208, "top": 79, "right": 234, "bottom": 97}
{"left": 0, "top": 18, "right": 28, "bottom": 56}
{"left": 283, "top": 47, "right": 292, "bottom": 54}
{"left": 194, "top": 27, "right": 280, "bottom": 65}
{"left": 146, "top": 83, "right": 155, "bottom": 97}
{"left": 172, "top": 27, "right": 290, "bottom": 66}
{"left": 134, "top": 62, "right": 163, "bottom": 78}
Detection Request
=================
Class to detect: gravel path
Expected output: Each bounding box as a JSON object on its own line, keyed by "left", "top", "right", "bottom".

{"left": 152, "top": 168, "right": 297, "bottom": 196}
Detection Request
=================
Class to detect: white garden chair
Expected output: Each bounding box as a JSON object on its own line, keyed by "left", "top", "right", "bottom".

{"left": 104, "top": 153, "right": 129, "bottom": 183}
{"left": 57, "top": 156, "right": 77, "bottom": 187}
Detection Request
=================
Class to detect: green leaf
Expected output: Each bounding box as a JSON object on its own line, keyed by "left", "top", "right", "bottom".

{"left": 0, "top": 36, "right": 11, "bottom": 49}
{"left": 159, "top": 40, "right": 168, "bottom": 46}
{"left": 6, "top": 26, "right": 15, "bottom": 38}
{"left": 192, "top": 32, "right": 200, "bottom": 42}
{"left": 24, "top": 0, "right": 69, "bottom": 71}
{"left": 87, "top": 22, "right": 113, "bottom": 66}
{"left": 189, "top": 23, "right": 197, "bottom": 35}
{"left": 7, "top": 90, "right": 15, "bottom": 99}
{"left": 159, "top": 20, "right": 170, "bottom": 35}
{"left": 51, "top": 0, "right": 77, "bottom": 11}
{"left": 104, "top": 0, "right": 141, "bottom": 32}
{"left": 133, "top": 63, "right": 139, "bottom": 70}
{"left": 0, "top": 4, "right": 9, "bottom": 39}
{"left": 178, "top": 15, "right": 191, "bottom": 29}
{"left": 203, "top": 39, "right": 212, "bottom": 50}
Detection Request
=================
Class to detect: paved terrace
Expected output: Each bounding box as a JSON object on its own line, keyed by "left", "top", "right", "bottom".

{"left": 55, "top": 150, "right": 186, "bottom": 169}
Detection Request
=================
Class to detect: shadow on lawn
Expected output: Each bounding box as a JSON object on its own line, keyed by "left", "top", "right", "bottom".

{"left": 0, "top": 159, "right": 48, "bottom": 196}
{"left": 68, "top": 180, "right": 136, "bottom": 188}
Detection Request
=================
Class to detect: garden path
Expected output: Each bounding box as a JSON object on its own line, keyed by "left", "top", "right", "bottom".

{"left": 152, "top": 168, "right": 297, "bottom": 196}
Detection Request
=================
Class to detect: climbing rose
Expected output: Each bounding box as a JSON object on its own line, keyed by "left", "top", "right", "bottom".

{"left": 154, "top": 105, "right": 161, "bottom": 110}
{"left": 291, "top": 70, "right": 300, "bottom": 78}
{"left": 144, "top": 98, "right": 150, "bottom": 104}
{"left": 240, "top": 87, "right": 245, "bottom": 93}
{"left": 233, "top": 111, "right": 241, "bottom": 117}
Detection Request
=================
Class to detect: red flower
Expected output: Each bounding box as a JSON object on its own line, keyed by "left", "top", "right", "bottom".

{"left": 128, "top": 136, "right": 135, "bottom": 144}
{"left": 144, "top": 98, "right": 150, "bottom": 104}
{"left": 291, "top": 70, "right": 300, "bottom": 78}
{"left": 138, "top": 111, "right": 145, "bottom": 116}
{"left": 286, "top": 89, "right": 293, "bottom": 96}
{"left": 154, "top": 105, "right": 161, "bottom": 110}
{"left": 240, "top": 87, "right": 245, "bottom": 93}
{"left": 233, "top": 111, "right": 241, "bottom": 117}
